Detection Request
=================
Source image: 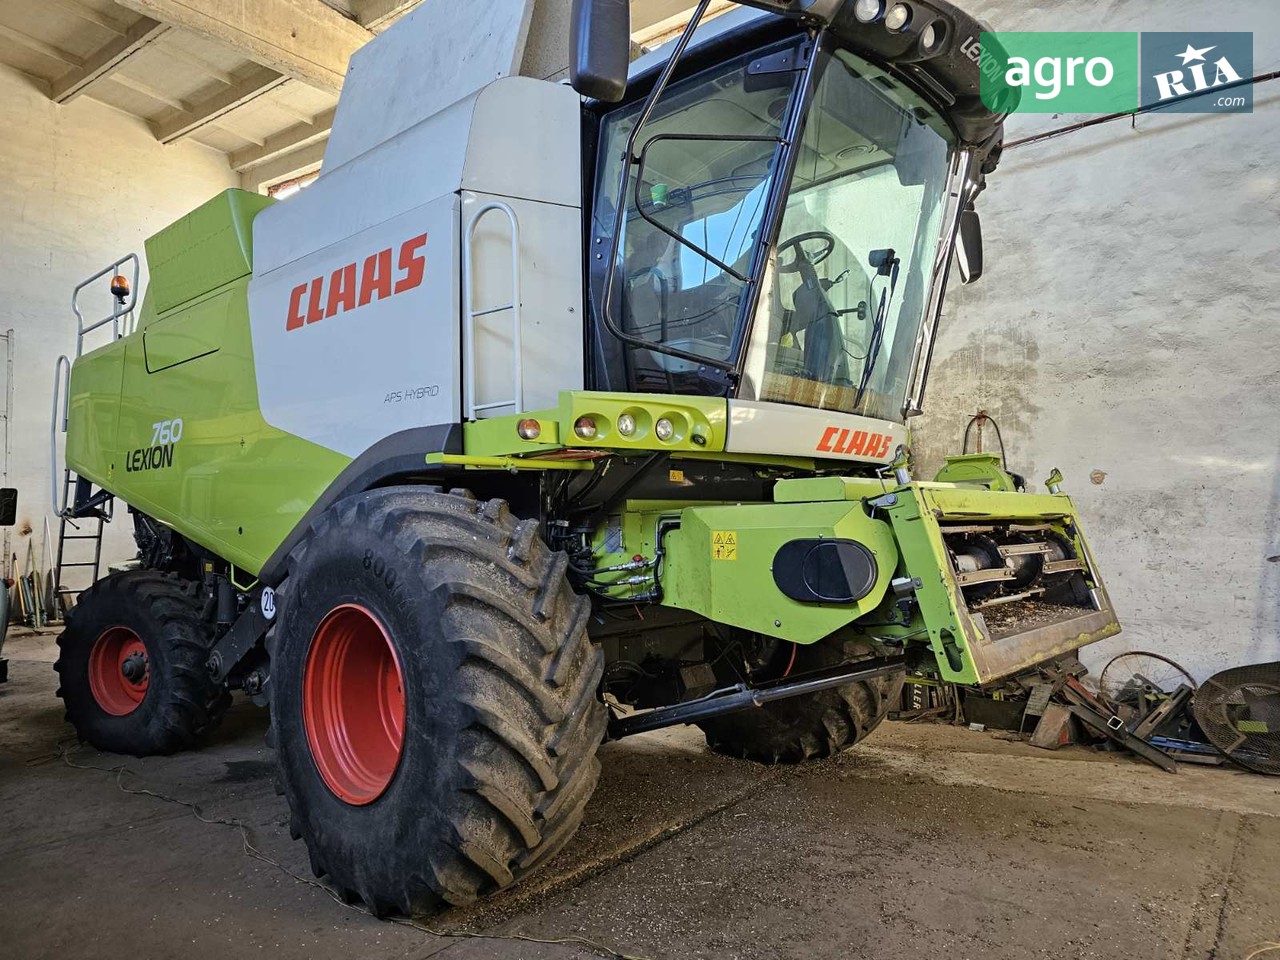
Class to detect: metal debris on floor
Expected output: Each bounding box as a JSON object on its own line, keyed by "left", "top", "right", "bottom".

{"left": 892, "top": 651, "right": 1280, "bottom": 776}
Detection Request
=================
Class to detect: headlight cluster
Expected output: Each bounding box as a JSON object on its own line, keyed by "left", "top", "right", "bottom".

{"left": 853, "top": 1, "right": 947, "bottom": 54}
{"left": 556, "top": 409, "right": 706, "bottom": 447}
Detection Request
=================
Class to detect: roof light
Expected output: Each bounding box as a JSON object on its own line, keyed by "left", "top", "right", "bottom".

{"left": 853, "top": 0, "right": 884, "bottom": 23}
{"left": 920, "top": 19, "right": 946, "bottom": 53}
{"left": 109, "top": 275, "right": 130, "bottom": 300}
{"left": 884, "top": 3, "right": 911, "bottom": 31}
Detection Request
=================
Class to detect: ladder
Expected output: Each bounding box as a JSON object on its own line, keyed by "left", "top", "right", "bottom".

{"left": 52, "top": 470, "right": 113, "bottom": 615}
{"left": 49, "top": 255, "right": 138, "bottom": 616}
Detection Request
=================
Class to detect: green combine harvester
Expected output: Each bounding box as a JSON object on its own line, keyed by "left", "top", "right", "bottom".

{"left": 51, "top": 0, "right": 1118, "bottom": 913}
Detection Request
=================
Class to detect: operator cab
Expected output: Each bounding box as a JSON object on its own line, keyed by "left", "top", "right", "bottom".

{"left": 580, "top": 1, "right": 1011, "bottom": 424}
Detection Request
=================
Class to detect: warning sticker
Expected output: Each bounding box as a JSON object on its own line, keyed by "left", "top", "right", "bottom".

{"left": 711, "top": 530, "right": 738, "bottom": 561}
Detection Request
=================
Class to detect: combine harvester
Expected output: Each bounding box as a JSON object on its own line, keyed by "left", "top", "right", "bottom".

{"left": 51, "top": 0, "right": 1119, "bottom": 912}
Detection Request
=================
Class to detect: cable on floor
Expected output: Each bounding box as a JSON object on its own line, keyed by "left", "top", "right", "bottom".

{"left": 38, "top": 741, "right": 652, "bottom": 960}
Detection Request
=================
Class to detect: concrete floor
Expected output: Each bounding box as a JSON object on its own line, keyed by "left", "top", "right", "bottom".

{"left": 2, "top": 630, "right": 1279, "bottom": 960}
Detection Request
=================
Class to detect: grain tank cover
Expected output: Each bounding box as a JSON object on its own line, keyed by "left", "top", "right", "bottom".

{"left": 323, "top": 0, "right": 539, "bottom": 172}
{"left": 144, "top": 189, "right": 274, "bottom": 315}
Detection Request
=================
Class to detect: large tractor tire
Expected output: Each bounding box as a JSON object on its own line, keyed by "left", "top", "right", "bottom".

{"left": 55, "top": 570, "right": 231, "bottom": 756}
{"left": 697, "top": 636, "right": 904, "bottom": 764}
{"left": 269, "top": 487, "right": 606, "bottom": 914}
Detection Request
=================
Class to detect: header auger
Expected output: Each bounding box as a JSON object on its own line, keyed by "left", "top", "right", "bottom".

{"left": 52, "top": 0, "right": 1116, "bottom": 913}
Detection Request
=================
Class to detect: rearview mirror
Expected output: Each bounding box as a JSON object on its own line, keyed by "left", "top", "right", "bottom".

{"left": 955, "top": 207, "right": 983, "bottom": 284}
{"left": 570, "top": 0, "right": 631, "bottom": 103}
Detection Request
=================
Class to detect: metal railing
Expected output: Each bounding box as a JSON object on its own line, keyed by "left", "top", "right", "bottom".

{"left": 71, "top": 252, "right": 139, "bottom": 357}
{"left": 462, "top": 201, "right": 523, "bottom": 419}
{"left": 50, "top": 355, "right": 72, "bottom": 517}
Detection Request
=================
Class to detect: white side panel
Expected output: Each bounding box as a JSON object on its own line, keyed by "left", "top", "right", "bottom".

{"left": 465, "top": 191, "right": 583, "bottom": 417}
{"left": 249, "top": 198, "right": 460, "bottom": 458}
{"left": 324, "top": 0, "right": 536, "bottom": 172}
{"left": 254, "top": 94, "right": 476, "bottom": 276}
{"left": 726, "top": 400, "right": 907, "bottom": 465}
{"left": 463, "top": 78, "right": 582, "bottom": 209}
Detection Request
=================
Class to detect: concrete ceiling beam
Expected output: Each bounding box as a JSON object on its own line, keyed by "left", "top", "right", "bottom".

{"left": 52, "top": 17, "right": 171, "bottom": 103}
{"left": 151, "top": 64, "right": 287, "bottom": 143}
{"left": 230, "top": 106, "right": 336, "bottom": 172}
{"left": 111, "top": 0, "right": 372, "bottom": 93}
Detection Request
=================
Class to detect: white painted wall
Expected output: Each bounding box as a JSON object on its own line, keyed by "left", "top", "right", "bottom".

{"left": 913, "top": 1, "right": 1280, "bottom": 681}
{"left": 0, "top": 65, "right": 236, "bottom": 581}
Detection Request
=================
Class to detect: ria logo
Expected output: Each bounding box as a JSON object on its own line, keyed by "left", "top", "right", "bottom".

{"left": 1141, "top": 32, "right": 1253, "bottom": 113}
{"left": 286, "top": 233, "right": 428, "bottom": 331}
{"left": 1152, "top": 42, "right": 1241, "bottom": 101}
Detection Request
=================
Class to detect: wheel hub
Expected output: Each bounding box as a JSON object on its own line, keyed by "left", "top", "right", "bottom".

{"left": 88, "top": 626, "right": 150, "bottom": 716}
{"left": 302, "top": 604, "right": 406, "bottom": 805}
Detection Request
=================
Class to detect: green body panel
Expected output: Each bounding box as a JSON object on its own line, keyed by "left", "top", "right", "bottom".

{"left": 645, "top": 472, "right": 1118, "bottom": 684}
{"left": 144, "top": 190, "right": 273, "bottom": 315}
{"left": 661, "top": 499, "right": 899, "bottom": 643}
{"left": 67, "top": 191, "right": 352, "bottom": 576}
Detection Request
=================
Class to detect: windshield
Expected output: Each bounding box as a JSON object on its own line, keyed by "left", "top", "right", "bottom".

{"left": 590, "top": 41, "right": 803, "bottom": 394}
{"left": 741, "top": 49, "right": 957, "bottom": 422}
{"left": 589, "top": 43, "right": 958, "bottom": 414}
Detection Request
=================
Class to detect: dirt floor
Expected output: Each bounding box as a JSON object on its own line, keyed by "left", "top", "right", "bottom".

{"left": 3, "top": 629, "right": 1279, "bottom": 960}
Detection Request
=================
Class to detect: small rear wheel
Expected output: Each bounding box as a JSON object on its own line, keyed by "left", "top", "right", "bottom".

{"left": 56, "top": 570, "right": 230, "bottom": 756}
{"left": 697, "top": 635, "right": 903, "bottom": 764}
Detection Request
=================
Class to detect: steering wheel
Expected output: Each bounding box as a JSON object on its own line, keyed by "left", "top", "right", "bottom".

{"left": 777, "top": 230, "right": 837, "bottom": 274}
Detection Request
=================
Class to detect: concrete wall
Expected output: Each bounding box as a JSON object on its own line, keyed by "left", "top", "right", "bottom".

{"left": 913, "top": 1, "right": 1280, "bottom": 681}
{"left": 0, "top": 65, "right": 236, "bottom": 583}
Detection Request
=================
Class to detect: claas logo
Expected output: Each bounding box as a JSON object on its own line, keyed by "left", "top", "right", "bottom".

{"left": 816, "top": 427, "right": 894, "bottom": 459}
{"left": 286, "top": 233, "right": 427, "bottom": 330}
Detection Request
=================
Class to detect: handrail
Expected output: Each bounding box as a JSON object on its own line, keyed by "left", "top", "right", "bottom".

{"left": 72, "top": 252, "right": 139, "bottom": 357}
{"left": 462, "top": 201, "right": 523, "bottom": 420}
{"left": 50, "top": 355, "right": 72, "bottom": 516}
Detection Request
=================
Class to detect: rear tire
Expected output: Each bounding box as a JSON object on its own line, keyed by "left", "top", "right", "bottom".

{"left": 55, "top": 570, "right": 230, "bottom": 756}
{"left": 269, "top": 487, "right": 605, "bottom": 913}
{"left": 697, "top": 636, "right": 903, "bottom": 764}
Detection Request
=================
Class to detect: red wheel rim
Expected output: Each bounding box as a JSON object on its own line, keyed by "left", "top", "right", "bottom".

{"left": 303, "top": 604, "right": 406, "bottom": 805}
{"left": 88, "top": 626, "right": 149, "bottom": 716}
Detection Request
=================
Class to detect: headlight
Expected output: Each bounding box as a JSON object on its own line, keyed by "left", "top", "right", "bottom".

{"left": 617, "top": 413, "right": 637, "bottom": 437}
{"left": 920, "top": 19, "right": 945, "bottom": 52}
{"left": 655, "top": 418, "right": 675, "bottom": 442}
{"left": 853, "top": 0, "right": 883, "bottom": 23}
{"left": 573, "top": 416, "right": 598, "bottom": 440}
{"left": 884, "top": 2, "right": 911, "bottom": 31}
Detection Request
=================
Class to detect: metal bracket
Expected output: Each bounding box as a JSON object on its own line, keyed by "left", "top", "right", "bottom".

{"left": 206, "top": 586, "right": 276, "bottom": 684}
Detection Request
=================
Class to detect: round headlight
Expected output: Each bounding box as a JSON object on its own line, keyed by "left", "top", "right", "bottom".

{"left": 884, "top": 2, "right": 911, "bottom": 31}
{"left": 920, "top": 19, "right": 945, "bottom": 52}
{"left": 617, "top": 413, "right": 637, "bottom": 437}
{"left": 517, "top": 418, "right": 541, "bottom": 440}
{"left": 655, "top": 418, "right": 675, "bottom": 442}
{"left": 573, "top": 416, "right": 598, "bottom": 440}
{"left": 853, "top": 0, "right": 883, "bottom": 23}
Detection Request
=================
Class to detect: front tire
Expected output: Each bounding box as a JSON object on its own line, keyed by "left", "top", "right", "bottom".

{"left": 269, "top": 487, "right": 606, "bottom": 913}
{"left": 697, "top": 636, "right": 904, "bottom": 764}
{"left": 55, "top": 570, "right": 230, "bottom": 756}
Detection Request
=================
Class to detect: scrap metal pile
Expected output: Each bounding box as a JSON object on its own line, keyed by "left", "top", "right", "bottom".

{"left": 893, "top": 652, "right": 1280, "bottom": 775}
